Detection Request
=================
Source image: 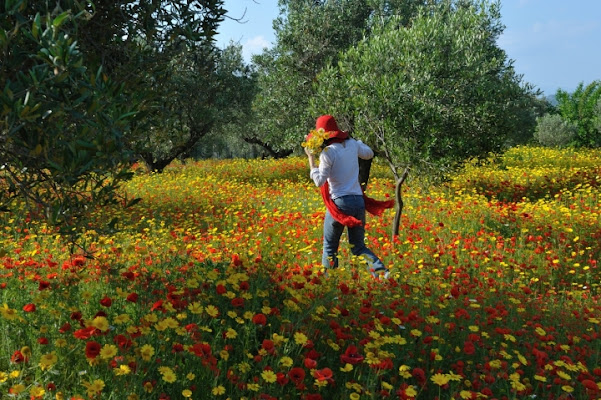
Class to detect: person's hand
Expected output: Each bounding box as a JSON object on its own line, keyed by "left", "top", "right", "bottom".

{"left": 304, "top": 146, "right": 314, "bottom": 158}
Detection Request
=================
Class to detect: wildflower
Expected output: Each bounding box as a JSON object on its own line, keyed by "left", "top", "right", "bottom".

{"left": 294, "top": 332, "right": 308, "bottom": 346}
{"left": 114, "top": 314, "right": 131, "bottom": 324}
{"left": 1, "top": 303, "right": 18, "bottom": 320}
{"left": 114, "top": 365, "right": 131, "bottom": 375}
{"left": 212, "top": 385, "right": 226, "bottom": 395}
{"left": 22, "top": 303, "right": 36, "bottom": 312}
{"left": 279, "top": 356, "right": 293, "bottom": 367}
{"left": 188, "top": 302, "right": 203, "bottom": 314}
{"left": 314, "top": 368, "right": 333, "bottom": 382}
{"left": 430, "top": 373, "right": 450, "bottom": 386}
{"left": 252, "top": 313, "right": 267, "bottom": 325}
{"left": 182, "top": 389, "right": 193, "bottom": 398}
{"left": 405, "top": 385, "right": 417, "bottom": 397}
{"left": 140, "top": 344, "right": 155, "bottom": 361}
{"left": 399, "top": 365, "right": 412, "bottom": 378}
{"left": 340, "top": 345, "right": 364, "bottom": 365}
{"left": 205, "top": 305, "right": 219, "bottom": 317}
{"left": 83, "top": 379, "right": 105, "bottom": 397}
{"left": 302, "top": 128, "right": 330, "bottom": 154}
{"left": 159, "top": 366, "right": 177, "bottom": 383}
{"left": 85, "top": 341, "right": 101, "bottom": 359}
{"left": 91, "top": 316, "right": 110, "bottom": 332}
{"left": 340, "top": 363, "right": 354, "bottom": 372}
{"left": 562, "top": 385, "right": 574, "bottom": 393}
{"left": 261, "top": 369, "right": 277, "bottom": 383}
{"left": 29, "top": 386, "right": 45, "bottom": 398}
{"left": 225, "top": 328, "right": 238, "bottom": 339}
{"left": 100, "top": 344, "right": 118, "bottom": 360}
{"left": 74, "top": 326, "right": 96, "bottom": 340}
{"left": 288, "top": 367, "right": 306, "bottom": 383}
{"left": 39, "top": 352, "right": 58, "bottom": 370}
{"left": 9, "top": 384, "right": 26, "bottom": 394}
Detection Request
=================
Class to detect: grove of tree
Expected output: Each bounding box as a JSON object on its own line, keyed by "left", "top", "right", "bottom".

{"left": 5, "top": 0, "right": 596, "bottom": 240}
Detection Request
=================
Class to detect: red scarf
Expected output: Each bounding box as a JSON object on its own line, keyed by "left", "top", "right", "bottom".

{"left": 320, "top": 181, "right": 395, "bottom": 227}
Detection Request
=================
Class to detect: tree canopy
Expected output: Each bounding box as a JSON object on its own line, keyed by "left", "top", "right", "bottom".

{"left": 311, "top": 0, "right": 540, "bottom": 179}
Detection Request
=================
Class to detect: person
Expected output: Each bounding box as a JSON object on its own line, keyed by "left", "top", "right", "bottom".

{"left": 305, "top": 115, "right": 393, "bottom": 279}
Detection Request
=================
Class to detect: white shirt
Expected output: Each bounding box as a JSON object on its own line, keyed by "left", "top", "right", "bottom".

{"left": 310, "top": 139, "right": 374, "bottom": 199}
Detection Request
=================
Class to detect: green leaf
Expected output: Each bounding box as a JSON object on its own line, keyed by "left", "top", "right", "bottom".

{"left": 32, "top": 13, "right": 41, "bottom": 40}
{"left": 52, "top": 11, "right": 71, "bottom": 29}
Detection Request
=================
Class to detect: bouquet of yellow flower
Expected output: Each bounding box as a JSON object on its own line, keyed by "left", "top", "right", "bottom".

{"left": 301, "top": 128, "right": 330, "bottom": 155}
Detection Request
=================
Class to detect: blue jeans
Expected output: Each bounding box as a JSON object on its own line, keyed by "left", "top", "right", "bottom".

{"left": 322, "top": 195, "right": 387, "bottom": 276}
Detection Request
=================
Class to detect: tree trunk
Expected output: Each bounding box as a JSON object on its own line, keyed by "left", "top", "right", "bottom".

{"left": 392, "top": 168, "right": 410, "bottom": 240}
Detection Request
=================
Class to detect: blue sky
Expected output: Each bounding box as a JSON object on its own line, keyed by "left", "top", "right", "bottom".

{"left": 216, "top": 0, "right": 601, "bottom": 96}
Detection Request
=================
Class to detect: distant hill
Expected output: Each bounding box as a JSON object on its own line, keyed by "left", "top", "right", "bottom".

{"left": 545, "top": 94, "right": 558, "bottom": 106}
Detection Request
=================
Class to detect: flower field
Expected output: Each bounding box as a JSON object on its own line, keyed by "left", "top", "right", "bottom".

{"left": 1, "top": 146, "right": 601, "bottom": 400}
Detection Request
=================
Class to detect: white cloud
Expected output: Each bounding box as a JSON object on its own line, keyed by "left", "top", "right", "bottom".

{"left": 243, "top": 35, "right": 271, "bottom": 60}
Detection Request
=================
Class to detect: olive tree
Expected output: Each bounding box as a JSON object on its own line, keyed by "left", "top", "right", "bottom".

{"left": 249, "top": 0, "right": 430, "bottom": 156}
{"left": 555, "top": 80, "right": 601, "bottom": 147}
{"left": 1, "top": 1, "right": 137, "bottom": 239}
{"left": 312, "top": 0, "right": 539, "bottom": 236}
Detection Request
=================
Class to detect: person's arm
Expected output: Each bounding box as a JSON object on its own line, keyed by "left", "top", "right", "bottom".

{"left": 305, "top": 147, "right": 318, "bottom": 170}
{"left": 306, "top": 147, "right": 331, "bottom": 187}
{"left": 356, "top": 139, "right": 374, "bottom": 160}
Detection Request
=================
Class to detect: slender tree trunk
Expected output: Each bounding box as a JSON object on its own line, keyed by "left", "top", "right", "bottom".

{"left": 392, "top": 168, "right": 410, "bottom": 241}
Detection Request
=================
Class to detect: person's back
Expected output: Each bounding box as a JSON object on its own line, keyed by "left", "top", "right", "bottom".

{"left": 322, "top": 139, "right": 374, "bottom": 199}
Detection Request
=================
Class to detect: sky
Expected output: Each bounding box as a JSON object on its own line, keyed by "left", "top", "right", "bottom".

{"left": 215, "top": 0, "right": 601, "bottom": 96}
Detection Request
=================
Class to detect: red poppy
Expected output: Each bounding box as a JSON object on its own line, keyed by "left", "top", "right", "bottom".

{"left": 85, "top": 341, "right": 101, "bottom": 359}
{"left": 340, "top": 345, "right": 364, "bottom": 365}
{"left": 58, "top": 322, "right": 72, "bottom": 333}
{"left": 11, "top": 350, "right": 27, "bottom": 363}
{"left": 38, "top": 337, "right": 48, "bottom": 345}
{"left": 22, "top": 303, "right": 36, "bottom": 312}
{"left": 150, "top": 300, "right": 163, "bottom": 311}
{"left": 231, "top": 254, "right": 243, "bottom": 266}
{"left": 216, "top": 284, "right": 227, "bottom": 295}
{"left": 276, "top": 372, "right": 289, "bottom": 386}
{"left": 262, "top": 339, "right": 275, "bottom": 352}
{"left": 126, "top": 293, "right": 139, "bottom": 303}
{"left": 231, "top": 297, "right": 244, "bottom": 307}
{"left": 38, "top": 280, "right": 51, "bottom": 290}
{"left": 582, "top": 379, "right": 598, "bottom": 391}
{"left": 73, "top": 326, "right": 96, "bottom": 340}
{"left": 252, "top": 313, "right": 267, "bottom": 326}
{"left": 70, "top": 311, "right": 83, "bottom": 321}
{"left": 288, "top": 367, "right": 306, "bottom": 383}
{"left": 304, "top": 358, "right": 317, "bottom": 369}
{"left": 239, "top": 281, "right": 250, "bottom": 291}
{"left": 305, "top": 394, "right": 322, "bottom": 400}
{"left": 463, "top": 340, "right": 476, "bottom": 355}
{"left": 314, "top": 368, "right": 333, "bottom": 382}
{"left": 100, "top": 296, "right": 112, "bottom": 307}
{"left": 114, "top": 334, "right": 132, "bottom": 350}
{"left": 189, "top": 343, "right": 212, "bottom": 357}
{"left": 412, "top": 367, "right": 426, "bottom": 385}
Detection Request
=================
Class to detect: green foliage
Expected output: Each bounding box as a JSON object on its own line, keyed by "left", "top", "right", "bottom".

{"left": 250, "top": 0, "right": 424, "bottom": 156}
{"left": 312, "top": 0, "right": 539, "bottom": 180}
{"left": 555, "top": 80, "right": 601, "bottom": 147}
{"left": 534, "top": 114, "right": 577, "bottom": 148}
{"left": 0, "top": 0, "right": 136, "bottom": 238}
{"left": 79, "top": 0, "right": 228, "bottom": 171}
